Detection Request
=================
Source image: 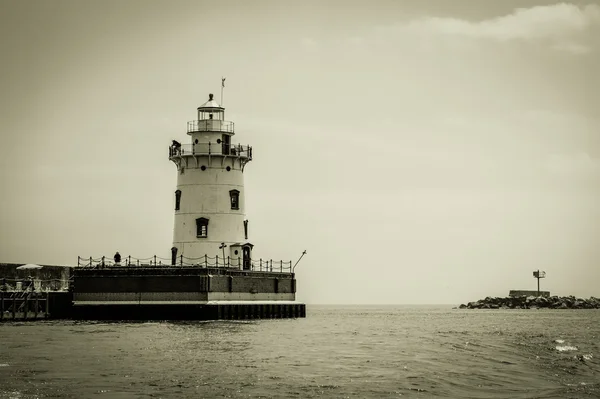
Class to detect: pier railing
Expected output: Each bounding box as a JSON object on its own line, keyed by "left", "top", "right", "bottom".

{"left": 77, "top": 255, "right": 293, "bottom": 274}
{"left": 1, "top": 277, "right": 71, "bottom": 293}
{"left": 169, "top": 143, "right": 252, "bottom": 159}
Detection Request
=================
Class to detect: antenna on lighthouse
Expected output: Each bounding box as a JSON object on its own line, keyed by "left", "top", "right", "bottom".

{"left": 221, "top": 77, "right": 226, "bottom": 106}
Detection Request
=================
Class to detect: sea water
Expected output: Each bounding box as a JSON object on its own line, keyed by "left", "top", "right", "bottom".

{"left": 0, "top": 305, "right": 598, "bottom": 398}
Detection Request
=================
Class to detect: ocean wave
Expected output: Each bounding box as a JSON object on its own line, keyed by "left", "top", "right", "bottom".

{"left": 556, "top": 345, "right": 578, "bottom": 352}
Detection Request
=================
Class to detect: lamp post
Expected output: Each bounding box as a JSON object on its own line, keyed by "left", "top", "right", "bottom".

{"left": 219, "top": 243, "right": 227, "bottom": 267}
{"left": 293, "top": 250, "right": 307, "bottom": 273}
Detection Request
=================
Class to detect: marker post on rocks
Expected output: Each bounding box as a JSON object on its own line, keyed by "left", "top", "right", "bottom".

{"left": 533, "top": 270, "right": 546, "bottom": 297}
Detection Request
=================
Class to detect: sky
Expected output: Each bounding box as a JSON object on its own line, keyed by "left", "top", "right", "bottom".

{"left": 0, "top": 0, "right": 599, "bottom": 304}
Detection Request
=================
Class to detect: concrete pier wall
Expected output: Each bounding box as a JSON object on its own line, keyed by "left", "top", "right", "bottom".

{"left": 70, "top": 266, "right": 304, "bottom": 319}
{"left": 2, "top": 265, "right": 305, "bottom": 320}
{"left": 72, "top": 267, "right": 296, "bottom": 303}
{"left": 71, "top": 302, "right": 306, "bottom": 321}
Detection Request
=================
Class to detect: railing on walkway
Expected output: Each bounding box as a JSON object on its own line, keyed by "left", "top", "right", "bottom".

{"left": 77, "top": 255, "right": 293, "bottom": 274}
{"left": 0, "top": 277, "right": 70, "bottom": 293}
{"left": 169, "top": 143, "right": 252, "bottom": 160}
{"left": 187, "top": 119, "right": 234, "bottom": 133}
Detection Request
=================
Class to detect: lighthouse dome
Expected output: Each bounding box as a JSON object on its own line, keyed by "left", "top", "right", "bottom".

{"left": 197, "top": 93, "right": 224, "bottom": 111}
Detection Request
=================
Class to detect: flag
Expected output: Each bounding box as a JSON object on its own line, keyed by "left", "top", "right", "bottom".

{"left": 222, "top": 77, "right": 226, "bottom": 88}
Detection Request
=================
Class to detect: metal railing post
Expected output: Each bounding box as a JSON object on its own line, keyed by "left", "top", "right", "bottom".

{"left": 180, "top": 254, "right": 183, "bottom": 266}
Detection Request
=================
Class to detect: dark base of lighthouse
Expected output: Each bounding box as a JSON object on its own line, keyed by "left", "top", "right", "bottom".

{"left": 70, "top": 266, "right": 305, "bottom": 321}
{"left": 71, "top": 302, "right": 305, "bottom": 321}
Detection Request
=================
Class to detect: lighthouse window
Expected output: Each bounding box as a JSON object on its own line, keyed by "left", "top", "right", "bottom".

{"left": 229, "top": 190, "right": 240, "bottom": 210}
{"left": 175, "top": 190, "right": 181, "bottom": 211}
{"left": 196, "top": 218, "right": 209, "bottom": 238}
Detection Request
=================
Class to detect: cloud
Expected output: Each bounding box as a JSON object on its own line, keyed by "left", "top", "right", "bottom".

{"left": 381, "top": 3, "right": 600, "bottom": 54}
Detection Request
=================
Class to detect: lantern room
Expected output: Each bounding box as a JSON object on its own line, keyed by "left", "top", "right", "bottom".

{"left": 197, "top": 93, "right": 224, "bottom": 121}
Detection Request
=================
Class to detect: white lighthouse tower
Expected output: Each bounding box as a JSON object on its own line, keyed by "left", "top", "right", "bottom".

{"left": 169, "top": 93, "right": 253, "bottom": 269}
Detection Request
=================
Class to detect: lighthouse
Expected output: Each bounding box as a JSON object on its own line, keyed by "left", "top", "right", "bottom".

{"left": 67, "top": 87, "right": 306, "bottom": 320}
{"left": 169, "top": 93, "right": 253, "bottom": 269}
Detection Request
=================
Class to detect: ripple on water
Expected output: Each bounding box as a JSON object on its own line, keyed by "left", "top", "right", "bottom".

{"left": 0, "top": 307, "right": 598, "bottom": 398}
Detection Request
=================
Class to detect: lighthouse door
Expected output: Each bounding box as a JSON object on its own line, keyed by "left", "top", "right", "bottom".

{"left": 222, "top": 134, "right": 231, "bottom": 155}
{"left": 242, "top": 247, "right": 251, "bottom": 271}
{"left": 171, "top": 247, "right": 178, "bottom": 266}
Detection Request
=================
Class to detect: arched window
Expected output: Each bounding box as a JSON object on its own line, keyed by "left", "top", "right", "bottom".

{"left": 196, "top": 218, "right": 209, "bottom": 238}
{"left": 229, "top": 189, "right": 240, "bottom": 210}
{"left": 175, "top": 190, "right": 182, "bottom": 211}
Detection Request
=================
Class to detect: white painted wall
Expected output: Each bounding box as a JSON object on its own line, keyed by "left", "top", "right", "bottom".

{"left": 171, "top": 109, "right": 252, "bottom": 264}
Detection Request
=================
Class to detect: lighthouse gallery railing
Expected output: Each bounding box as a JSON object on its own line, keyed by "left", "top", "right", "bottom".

{"left": 187, "top": 120, "right": 234, "bottom": 133}
{"left": 169, "top": 143, "right": 252, "bottom": 159}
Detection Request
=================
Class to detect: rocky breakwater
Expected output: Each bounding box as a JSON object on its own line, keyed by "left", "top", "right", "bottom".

{"left": 459, "top": 296, "right": 600, "bottom": 309}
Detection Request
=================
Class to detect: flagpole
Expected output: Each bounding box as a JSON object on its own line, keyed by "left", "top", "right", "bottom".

{"left": 221, "top": 77, "right": 225, "bottom": 106}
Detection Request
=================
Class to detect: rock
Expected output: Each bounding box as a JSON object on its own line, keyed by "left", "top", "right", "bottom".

{"left": 460, "top": 295, "right": 600, "bottom": 310}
